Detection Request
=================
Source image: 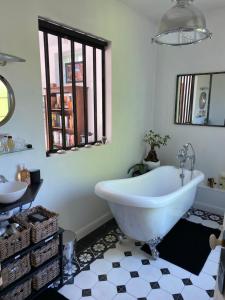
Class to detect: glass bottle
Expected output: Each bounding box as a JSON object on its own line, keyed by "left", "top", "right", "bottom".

{"left": 7, "top": 136, "right": 15, "bottom": 152}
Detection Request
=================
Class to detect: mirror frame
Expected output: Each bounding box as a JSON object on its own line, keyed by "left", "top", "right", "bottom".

{"left": 174, "top": 71, "right": 225, "bottom": 128}
{"left": 0, "top": 75, "right": 15, "bottom": 126}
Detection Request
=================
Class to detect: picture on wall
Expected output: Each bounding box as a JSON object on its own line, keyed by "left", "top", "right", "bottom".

{"left": 65, "top": 62, "right": 83, "bottom": 83}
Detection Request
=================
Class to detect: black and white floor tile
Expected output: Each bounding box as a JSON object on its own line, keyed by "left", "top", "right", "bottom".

{"left": 59, "top": 209, "right": 223, "bottom": 300}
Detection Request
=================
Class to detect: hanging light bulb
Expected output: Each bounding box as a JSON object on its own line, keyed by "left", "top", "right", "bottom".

{"left": 152, "top": 0, "right": 212, "bottom": 46}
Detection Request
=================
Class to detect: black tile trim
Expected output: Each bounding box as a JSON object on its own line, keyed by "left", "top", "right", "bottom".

{"left": 173, "top": 294, "right": 184, "bottom": 300}
{"left": 206, "top": 290, "right": 214, "bottom": 298}
{"left": 161, "top": 268, "right": 170, "bottom": 275}
{"left": 182, "top": 278, "right": 192, "bottom": 285}
{"left": 130, "top": 271, "right": 139, "bottom": 278}
{"left": 117, "top": 285, "right": 126, "bottom": 293}
{"left": 82, "top": 289, "right": 92, "bottom": 297}
{"left": 98, "top": 274, "right": 107, "bottom": 281}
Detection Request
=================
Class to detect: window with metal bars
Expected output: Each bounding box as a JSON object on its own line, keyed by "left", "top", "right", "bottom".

{"left": 38, "top": 18, "right": 108, "bottom": 156}
{"left": 175, "top": 75, "right": 195, "bottom": 124}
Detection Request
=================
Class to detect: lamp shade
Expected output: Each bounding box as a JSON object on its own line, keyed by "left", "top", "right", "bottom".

{"left": 152, "top": 0, "right": 212, "bottom": 46}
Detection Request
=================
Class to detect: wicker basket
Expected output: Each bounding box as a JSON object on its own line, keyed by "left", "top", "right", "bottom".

{"left": 0, "top": 220, "right": 30, "bottom": 262}
{"left": 1, "top": 254, "right": 31, "bottom": 289}
{"left": 0, "top": 279, "right": 32, "bottom": 300}
{"left": 32, "top": 259, "right": 60, "bottom": 291}
{"left": 31, "top": 237, "right": 59, "bottom": 268}
{"left": 15, "top": 206, "right": 58, "bottom": 243}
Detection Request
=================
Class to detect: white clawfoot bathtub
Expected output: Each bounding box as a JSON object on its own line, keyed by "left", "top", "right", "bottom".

{"left": 95, "top": 166, "right": 204, "bottom": 258}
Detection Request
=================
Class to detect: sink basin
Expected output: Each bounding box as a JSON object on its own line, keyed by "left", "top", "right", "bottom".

{"left": 0, "top": 181, "right": 28, "bottom": 204}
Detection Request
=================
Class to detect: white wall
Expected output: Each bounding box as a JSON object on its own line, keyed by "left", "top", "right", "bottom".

{"left": 0, "top": 0, "right": 156, "bottom": 238}
{"left": 153, "top": 8, "right": 225, "bottom": 182}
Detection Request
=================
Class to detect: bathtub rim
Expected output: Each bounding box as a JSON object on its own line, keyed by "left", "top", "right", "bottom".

{"left": 95, "top": 165, "right": 205, "bottom": 208}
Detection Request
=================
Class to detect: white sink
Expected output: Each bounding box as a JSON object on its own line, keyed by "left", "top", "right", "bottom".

{"left": 0, "top": 181, "right": 28, "bottom": 204}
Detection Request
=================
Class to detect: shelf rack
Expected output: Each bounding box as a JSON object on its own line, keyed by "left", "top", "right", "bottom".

{"left": 0, "top": 229, "right": 64, "bottom": 299}
{"left": 0, "top": 179, "right": 64, "bottom": 299}
{"left": 0, "top": 148, "right": 33, "bottom": 156}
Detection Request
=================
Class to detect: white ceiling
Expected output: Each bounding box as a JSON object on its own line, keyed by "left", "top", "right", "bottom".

{"left": 120, "top": 0, "right": 225, "bottom": 23}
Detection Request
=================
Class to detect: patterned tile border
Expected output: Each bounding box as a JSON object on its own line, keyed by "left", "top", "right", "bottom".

{"left": 62, "top": 208, "right": 223, "bottom": 284}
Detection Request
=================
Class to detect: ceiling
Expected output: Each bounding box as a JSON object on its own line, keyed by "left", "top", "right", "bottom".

{"left": 120, "top": 0, "right": 225, "bottom": 23}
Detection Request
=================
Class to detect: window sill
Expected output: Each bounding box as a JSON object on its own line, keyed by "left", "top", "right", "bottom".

{"left": 46, "top": 142, "right": 109, "bottom": 157}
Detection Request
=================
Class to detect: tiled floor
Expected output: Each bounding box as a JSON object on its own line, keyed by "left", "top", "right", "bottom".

{"left": 59, "top": 209, "right": 223, "bottom": 300}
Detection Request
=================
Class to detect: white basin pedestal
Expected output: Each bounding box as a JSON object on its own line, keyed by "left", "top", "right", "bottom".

{"left": 0, "top": 181, "right": 28, "bottom": 204}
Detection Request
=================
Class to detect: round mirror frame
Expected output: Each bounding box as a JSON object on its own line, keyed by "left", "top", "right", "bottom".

{"left": 0, "top": 75, "right": 15, "bottom": 126}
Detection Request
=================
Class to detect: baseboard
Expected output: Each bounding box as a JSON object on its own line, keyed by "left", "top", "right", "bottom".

{"left": 76, "top": 211, "right": 113, "bottom": 240}
{"left": 194, "top": 201, "right": 224, "bottom": 216}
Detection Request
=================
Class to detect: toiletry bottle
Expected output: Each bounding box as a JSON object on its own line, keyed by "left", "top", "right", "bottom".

{"left": 220, "top": 172, "right": 225, "bottom": 190}
{"left": 3, "top": 135, "right": 8, "bottom": 152}
{"left": 17, "top": 164, "right": 30, "bottom": 185}
{"left": 7, "top": 136, "right": 15, "bottom": 151}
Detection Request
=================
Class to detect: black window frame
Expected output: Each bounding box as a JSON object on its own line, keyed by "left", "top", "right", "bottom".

{"left": 38, "top": 18, "right": 108, "bottom": 156}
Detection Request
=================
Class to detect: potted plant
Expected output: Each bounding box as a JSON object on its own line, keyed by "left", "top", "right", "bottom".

{"left": 128, "top": 163, "right": 149, "bottom": 177}
{"left": 143, "top": 130, "right": 170, "bottom": 170}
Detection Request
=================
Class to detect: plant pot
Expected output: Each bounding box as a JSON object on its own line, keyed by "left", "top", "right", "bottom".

{"left": 143, "top": 160, "right": 160, "bottom": 170}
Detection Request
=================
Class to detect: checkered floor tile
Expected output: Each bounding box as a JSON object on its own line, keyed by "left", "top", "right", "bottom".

{"left": 59, "top": 209, "right": 223, "bottom": 300}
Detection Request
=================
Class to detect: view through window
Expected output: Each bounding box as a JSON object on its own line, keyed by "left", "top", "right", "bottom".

{"left": 38, "top": 18, "right": 108, "bottom": 155}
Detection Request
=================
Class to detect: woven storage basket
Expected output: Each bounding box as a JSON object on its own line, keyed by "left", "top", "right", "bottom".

{"left": 15, "top": 206, "right": 58, "bottom": 243}
{"left": 32, "top": 259, "right": 59, "bottom": 291}
{"left": 31, "top": 237, "right": 59, "bottom": 268}
{"left": 0, "top": 220, "right": 30, "bottom": 261}
{"left": 1, "top": 254, "right": 31, "bottom": 289}
{"left": 0, "top": 279, "right": 32, "bottom": 300}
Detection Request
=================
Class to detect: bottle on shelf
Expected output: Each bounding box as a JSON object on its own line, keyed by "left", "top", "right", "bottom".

{"left": 219, "top": 172, "right": 225, "bottom": 190}
{"left": 7, "top": 136, "right": 15, "bottom": 151}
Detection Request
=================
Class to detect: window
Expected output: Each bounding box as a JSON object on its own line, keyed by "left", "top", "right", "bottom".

{"left": 38, "top": 18, "right": 108, "bottom": 155}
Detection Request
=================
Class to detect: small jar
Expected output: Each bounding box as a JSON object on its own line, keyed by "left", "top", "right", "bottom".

{"left": 2, "top": 135, "right": 8, "bottom": 152}
{"left": 0, "top": 136, "right": 4, "bottom": 152}
{"left": 7, "top": 136, "right": 15, "bottom": 151}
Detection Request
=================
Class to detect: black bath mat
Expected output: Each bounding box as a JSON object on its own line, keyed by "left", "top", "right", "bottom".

{"left": 35, "top": 288, "right": 69, "bottom": 300}
{"left": 141, "top": 219, "right": 221, "bottom": 275}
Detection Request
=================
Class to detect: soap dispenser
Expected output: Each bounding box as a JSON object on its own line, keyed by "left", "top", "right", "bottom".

{"left": 17, "top": 164, "right": 30, "bottom": 185}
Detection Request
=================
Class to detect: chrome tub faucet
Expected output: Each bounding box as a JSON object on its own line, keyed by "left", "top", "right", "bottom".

{"left": 177, "top": 143, "right": 196, "bottom": 186}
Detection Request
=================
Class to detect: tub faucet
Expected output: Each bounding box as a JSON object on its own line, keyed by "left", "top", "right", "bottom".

{"left": 184, "top": 143, "right": 196, "bottom": 177}
{"left": 177, "top": 143, "right": 196, "bottom": 186}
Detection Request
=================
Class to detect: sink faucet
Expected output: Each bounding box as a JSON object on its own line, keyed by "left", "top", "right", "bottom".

{"left": 0, "top": 175, "right": 8, "bottom": 183}
{"left": 177, "top": 143, "right": 196, "bottom": 186}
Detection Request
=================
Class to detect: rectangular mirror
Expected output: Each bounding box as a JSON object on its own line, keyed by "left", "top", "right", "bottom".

{"left": 175, "top": 72, "right": 225, "bottom": 127}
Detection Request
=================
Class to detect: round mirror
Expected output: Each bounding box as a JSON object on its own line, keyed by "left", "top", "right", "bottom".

{"left": 0, "top": 75, "right": 15, "bottom": 126}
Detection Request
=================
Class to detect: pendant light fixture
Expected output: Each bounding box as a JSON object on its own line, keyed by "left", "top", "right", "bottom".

{"left": 152, "top": 0, "right": 212, "bottom": 46}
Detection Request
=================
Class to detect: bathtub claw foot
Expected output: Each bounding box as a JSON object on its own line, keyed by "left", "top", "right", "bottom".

{"left": 118, "top": 232, "right": 127, "bottom": 244}
{"left": 183, "top": 210, "right": 191, "bottom": 219}
{"left": 148, "top": 237, "right": 162, "bottom": 260}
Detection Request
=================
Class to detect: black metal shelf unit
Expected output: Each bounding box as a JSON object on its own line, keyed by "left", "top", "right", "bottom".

{"left": 0, "top": 229, "right": 64, "bottom": 299}
{"left": 0, "top": 179, "right": 64, "bottom": 299}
